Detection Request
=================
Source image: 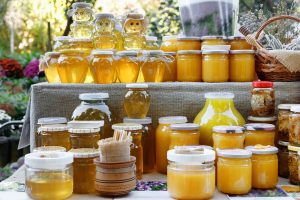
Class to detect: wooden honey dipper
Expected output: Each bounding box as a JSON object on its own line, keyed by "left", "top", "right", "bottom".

{"left": 239, "top": 26, "right": 264, "bottom": 50}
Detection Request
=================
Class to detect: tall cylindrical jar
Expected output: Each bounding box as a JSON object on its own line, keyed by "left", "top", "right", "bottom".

{"left": 278, "top": 141, "right": 289, "bottom": 178}
{"left": 288, "top": 144, "right": 300, "bottom": 184}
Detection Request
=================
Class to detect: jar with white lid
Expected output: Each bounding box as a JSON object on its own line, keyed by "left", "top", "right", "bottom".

{"left": 278, "top": 104, "right": 299, "bottom": 142}
{"left": 167, "top": 146, "right": 216, "bottom": 200}
{"left": 115, "top": 50, "right": 140, "bottom": 83}
{"left": 289, "top": 106, "right": 300, "bottom": 146}
{"left": 160, "top": 36, "right": 177, "bottom": 52}
{"left": 25, "top": 152, "right": 73, "bottom": 200}
{"left": 169, "top": 123, "right": 200, "bottom": 149}
{"left": 177, "top": 50, "right": 202, "bottom": 82}
{"left": 244, "top": 123, "right": 275, "bottom": 146}
{"left": 201, "top": 36, "right": 227, "bottom": 46}
{"left": 177, "top": 36, "right": 201, "bottom": 50}
{"left": 212, "top": 126, "right": 245, "bottom": 149}
{"left": 247, "top": 116, "right": 277, "bottom": 125}
{"left": 145, "top": 36, "right": 159, "bottom": 50}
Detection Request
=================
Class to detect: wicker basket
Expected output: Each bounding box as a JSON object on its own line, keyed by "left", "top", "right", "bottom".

{"left": 255, "top": 15, "right": 300, "bottom": 82}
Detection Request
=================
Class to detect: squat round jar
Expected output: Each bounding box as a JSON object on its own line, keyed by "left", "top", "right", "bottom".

{"left": 244, "top": 123, "right": 275, "bottom": 146}
{"left": 228, "top": 36, "right": 252, "bottom": 50}
{"left": 289, "top": 106, "right": 300, "bottom": 146}
{"left": 177, "top": 50, "right": 202, "bottom": 82}
{"left": 115, "top": 51, "right": 140, "bottom": 83}
{"left": 141, "top": 50, "right": 166, "bottom": 82}
{"left": 212, "top": 126, "right": 245, "bottom": 149}
{"left": 201, "top": 36, "right": 227, "bottom": 46}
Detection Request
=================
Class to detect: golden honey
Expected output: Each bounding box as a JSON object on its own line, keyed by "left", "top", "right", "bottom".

{"left": 53, "top": 36, "right": 71, "bottom": 52}
{"left": 141, "top": 50, "right": 166, "bottom": 82}
{"left": 201, "top": 36, "right": 227, "bottom": 46}
{"left": 145, "top": 36, "right": 159, "bottom": 50}
{"left": 228, "top": 36, "right": 252, "bottom": 50}
{"left": 169, "top": 123, "right": 200, "bottom": 149}
{"left": 42, "top": 52, "right": 61, "bottom": 83}
{"left": 160, "top": 36, "right": 177, "bottom": 52}
{"left": 163, "top": 52, "right": 177, "bottom": 82}
{"left": 177, "top": 50, "right": 202, "bottom": 82}
{"left": 212, "top": 126, "right": 245, "bottom": 149}
{"left": 244, "top": 123, "right": 275, "bottom": 146}
{"left": 177, "top": 37, "right": 201, "bottom": 50}
{"left": 115, "top": 51, "right": 140, "bottom": 83}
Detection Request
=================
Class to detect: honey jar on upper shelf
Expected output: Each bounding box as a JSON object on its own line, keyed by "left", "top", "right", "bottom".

{"left": 169, "top": 123, "right": 200, "bottom": 149}
{"left": 212, "top": 126, "right": 245, "bottom": 149}
{"left": 53, "top": 36, "right": 72, "bottom": 52}
{"left": 201, "top": 36, "right": 227, "bottom": 47}
{"left": 115, "top": 51, "right": 140, "bottom": 83}
{"left": 228, "top": 36, "right": 252, "bottom": 50}
{"left": 177, "top": 36, "right": 201, "bottom": 50}
{"left": 160, "top": 36, "right": 178, "bottom": 52}
{"left": 244, "top": 123, "right": 275, "bottom": 146}
{"left": 163, "top": 52, "right": 177, "bottom": 82}
{"left": 40, "top": 52, "right": 61, "bottom": 83}
{"left": 177, "top": 50, "right": 202, "bottom": 82}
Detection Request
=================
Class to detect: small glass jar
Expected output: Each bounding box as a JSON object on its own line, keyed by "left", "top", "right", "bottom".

{"left": 288, "top": 144, "right": 300, "bottom": 184}
{"left": 251, "top": 81, "right": 275, "bottom": 117}
{"left": 201, "top": 36, "right": 227, "bottom": 46}
{"left": 177, "top": 36, "right": 201, "bottom": 50}
{"left": 72, "top": 93, "right": 115, "bottom": 139}
{"left": 228, "top": 36, "right": 252, "bottom": 50}
{"left": 25, "top": 152, "right": 73, "bottom": 200}
{"left": 163, "top": 52, "right": 177, "bottom": 82}
{"left": 57, "top": 49, "right": 89, "bottom": 83}
{"left": 156, "top": 116, "right": 188, "bottom": 174}
{"left": 124, "top": 117, "right": 155, "bottom": 173}
{"left": 229, "top": 50, "right": 255, "bottom": 82}
{"left": 246, "top": 145, "right": 278, "bottom": 189}
{"left": 212, "top": 126, "right": 245, "bottom": 149}
{"left": 53, "top": 36, "right": 72, "bottom": 52}
{"left": 217, "top": 149, "right": 252, "bottom": 195}
{"left": 247, "top": 116, "right": 277, "bottom": 125}
{"left": 33, "top": 146, "right": 66, "bottom": 153}
{"left": 202, "top": 50, "right": 229, "bottom": 82}
{"left": 90, "top": 50, "right": 117, "bottom": 84}
{"left": 177, "top": 50, "right": 202, "bottom": 82}
{"left": 278, "top": 104, "right": 297, "bottom": 142}
{"left": 244, "top": 123, "right": 275, "bottom": 146}
{"left": 169, "top": 123, "right": 200, "bottom": 149}
{"left": 141, "top": 50, "right": 167, "bottom": 82}
{"left": 124, "top": 83, "right": 151, "bottom": 118}
{"left": 160, "top": 36, "right": 177, "bottom": 52}
{"left": 289, "top": 106, "right": 300, "bottom": 146}
{"left": 112, "top": 123, "right": 143, "bottom": 179}
{"left": 41, "top": 52, "right": 61, "bottom": 83}
{"left": 69, "top": 148, "right": 99, "bottom": 194}
{"left": 115, "top": 51, "right": 140, "bottom": 83}
{"left": 278, "top": 141, "right": 289, "bottom": 178}
{"left": 68, "top": 121, "right": 103, "bottom": 149}
{"left": 145, "top": 36, "right": 159, "bottom": 50}
{"left": 167, "top": 146, "right": 215, "bottom": 200}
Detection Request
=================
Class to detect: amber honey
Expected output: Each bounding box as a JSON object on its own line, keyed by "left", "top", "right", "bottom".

{"left": 116, "top": 51, "right": 140, "bottom": 83}
{"left": 39, "top": 126, "right": 71, "bottom": 151}
{"left": 228, "top": 36, "right": 252, "bottom": 50}
{"left": 43, "top": 52, "right": 61, "bottom": 83}
{"left": 201, "top": 36, "right": 227, "bottom": 46}
{"left": 169, "top": 123, "right": 200, "bottom": 149}
{"left": 177, "top": 50, "right": 202, "bottom": 82}
{"left": 163, "top": 52, "right": 177, "bottom": 82}
{"left": 177, "top": 37, "right": 201, "bottom": 50}
{"left": 141, "top": 51, "right": 166, "bottom": 82}
{"left": 69, "top": 128, "right": 101, "bottom": 149}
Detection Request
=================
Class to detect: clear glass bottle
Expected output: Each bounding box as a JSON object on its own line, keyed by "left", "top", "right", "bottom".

{"left": 177, "top": 50, "right": 202, "bottom": 82}
{"left": 289, "top": 106, "right": 300, "bottom": 146}
{"left": 115, "top": 51, "right": 140, "bottom": 83}
{"left": 169, "top": 123, "right": 200, "bottom": 149}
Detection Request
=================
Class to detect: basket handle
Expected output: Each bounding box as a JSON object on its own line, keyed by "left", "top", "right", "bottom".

{"left": 255, "top": 15, "right": 300, "bottom": 39}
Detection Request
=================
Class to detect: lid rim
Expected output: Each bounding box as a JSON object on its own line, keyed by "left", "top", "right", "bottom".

{"left": 158, "top": 116, "right": 188, "bottom": 124}
{"left": 177, "top": 50, "right": 202, "bottom": 55}
{"left": 123, "top": 117, "right": 152, "bottom": 125}
{"left": 217, "top": 149, "right": 252, "bottom": 158}
{"left": 170, "top": 123, "right": 200, "bottom": 131}
{"left": 245, "top": 146, "right": 278, "bottom": 154}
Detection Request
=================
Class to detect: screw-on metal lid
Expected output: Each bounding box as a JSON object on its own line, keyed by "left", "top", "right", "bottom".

{"left": 278, "top": 104, "right": 300, "bottom": 110}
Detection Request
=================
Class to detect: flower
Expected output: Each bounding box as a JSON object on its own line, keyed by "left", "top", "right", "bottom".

{"left": 0, "top": 59, "right": 23, "bottom": 78}
{"left": 23, "top": 59, "right": 39, "bottom": 78}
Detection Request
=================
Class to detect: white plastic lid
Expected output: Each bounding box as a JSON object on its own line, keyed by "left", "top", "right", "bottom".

{"left": 54, "top": 36, "right": 71, "bottom": 41}
{"left": 33, "top": 146, "right": 66, "bottom": 153}
{"left": 167, "top": 146, "right": 215, "bottom": 164}
{"left": 177, "top": 50, "right": 201, "bottom": 55}
{"left": 202, "top": 50, "right": 229, "bottom": 54}
{"left": 278, "top": 141, "right": 289, "bottom": 147}
{"left": 230, "top": 50, "right": 255, "bottom": 54}
{"left": 95, "top": 13, "right": 114, "bottom": 19}
{"left": 177, "top": 36, "right": 201, "bottom": 41}
{"left": 79, "top": 93, "right": 109, "bottom": 100}
{"left": 247, "top": 116, "right": 277, "bottom": 122}
{"left": 91, "top": 50, "right": 114, "bottom": 55}
{"left": 213, "top": 126, "right": 244, "bottom": 134}
{"left": 291, "top": 106, "right": 300, "bottom": 113}
{"left": 244, "top": 123, "right": 275, "bottom": 131}
{"left": 25, "top": 152, "right": 73, "bottom": 170}
{"left": 126, "top": 83, "right": 148, "bottom": 89}
{"left": 185, "top": 145, "right": 213, "bottom": 150}
{"left": 112, "top": 123, "right": 142, "bottom": 131}
{"left": 146, "top": 36, "right": 158, "bottom": 41}
{"left": 116, "top": 50, "right": 138, "bottom": 57}
{"left": 69, "top": 148, "right": 100, "bottom": 158}
{"left": 123, "top": 117, "right": 152, "bottom": 125}
{"left": 39, "top": 124, "right": 68, "bottom": 132}
{"left": 201, "top": 35, "right": 227, "bottom": 40}
{"left": 37, "top": 117, "right": 67, "bottom": 125}
{"left": 170, "top": 123, "right": 199, "bottom": 131}
{"left": 245, "top": 145, "right": 278, "bottom": 154}
{"left": 68, "top": 121, "right": 103, "bottom": 130}
{"left": 205, "top": 92, "right": 234, "bottom": 99}
{"left": 201, "top": 45, "right": 231, "bottom": 51}
{"left": 158, "top": 116, "right": 188, "bottom": 124}
{"left": 278, "top": 104, "right": 300, "bottom": 110}
{"left": 289, "top": 145, "right": 300, "bottom": 152}
{"left": 162, "top": 36, "right": 177, "bottom": 41}
{"left": 217, "top": 149, "right": 252, "bottom": 158}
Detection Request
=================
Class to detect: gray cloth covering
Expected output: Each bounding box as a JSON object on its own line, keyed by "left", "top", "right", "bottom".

{"left": 19, "top": 82, "right": 300, "bottom": 150}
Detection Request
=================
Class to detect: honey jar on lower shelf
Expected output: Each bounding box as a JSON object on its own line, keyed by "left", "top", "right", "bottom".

{"left": 39, "top": 125, "right": 70, "bottom": 151}
{"left": 246, "top": 145, "right": 278, "bottom": 189}
{"left": 217, "top": 149, "right": 252, "bottom": 195}
{"left": 169, "top": 123, "right": 200, "bottom": 149}
{"left": 288, "top": 144, "right": 300, "bottom": 184}
{"left": 177, "top": 50, "right": 202, "bottom": 82}
{"left": 115, "top": 51, "right": 140, "bottom": 83}
{"left": 167, "top": 146, "right": 216, "bottom": 200}
{"left": 212, "top": 126, "right": 245, "bottom": 149}
{"left": 244, "top": 123, "right": 275, "bottom": 147}
{"left": 69, "top": 148, "right": 99, "bottom": 194}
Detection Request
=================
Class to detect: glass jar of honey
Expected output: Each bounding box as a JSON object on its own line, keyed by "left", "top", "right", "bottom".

{"left": 112, "top": 123, "right": 143, "bottom": 179}
{"left": 251, "top": 81, "right": 275, "bottom": 117}
{"left": 72, "top": 93, "right": 115, "bottom": 139}
{"left": 160, "top": 36, "right": 177, "bottom": 52}
{"left": 123, "top": 117, "right": 155, "bottom": 173}
{"left": 288, "top": 144, "right": 300, "bottom": 184}
{"left": 278, "top": 104, "right": 298, "bottom": 142}
{"left": 169, "top": 123, "right": 200, "bottom": 149}
{"left": 212, "top": 126, "right": 245, "bottom": 149}
{"left": 90, "top": 50, "right": 117, "bottom": 84}
{"left": 124, "top": 83, "right": 151, "bottom": 118}
{"left": 156, "top": 116, "right": 188, "bottom": 174}
{"left": 289, "top": 106, "right": 300, "bottom": 146}
{"left": 217, "top": 149, "right": 252, "bottom": 195}
{"left": 244, "top": 123, "right": 275, "bottom": 147}
{"left": 167, "top": 146, "right": 215, "bottom": 200}
{"left": 33, "top": 146, "right": 66, "bottom": 153}
{"left": 57, "top": 49, "right": 89, "bottom": 83}
{"left": 163, "top": 52, "right": 177, "bottom": 82}
{"left": 145, "top": 36, "right": 159, "bottom": 50}
{"left": 115, "top": 51, "right": 140, "bottom": 83}
{"left": 229, "top": 50, "right": 255, "bottom": 82}
{"left": 69, "top": 38, "right": 93, "bottom": 55}
{"left": 177, "top": 36, "right": 201, "bottom": 50}
{"left": 201, "top": 36, "right": 227, "bottom": 47}
{"left": 53, "top": 36, "right": 72, "bottom": 52}
{"left": 246, "top": 145, "right": 278, "bottom": 189}
{"left": 177, "top": 50, "right": 202, "bottom": 82}
{"left": 25, "top": 152, "right": 73, "bottom": 200}
{"left": 69, "top": 148, "right": 99, "bottom": 194}
{"left": 228, "top": 36, "right": 252, "bottom": 50}
{"left": 41, "top": 52, "right": 61, "bottom": 83}
{"left": 278, "top": 141, "right": 289, "bottom": 178}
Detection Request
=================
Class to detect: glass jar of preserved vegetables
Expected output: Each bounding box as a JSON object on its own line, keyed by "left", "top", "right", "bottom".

{"left": 289, "top": 106, "right": 300, "bottom": 146}
{"left": 278, "top": 104, "right": 298, "bottom": 142}
{"left": 278, "top": 141, "right": 289, "bottom": 178}
{"left": 288, "top": 144, "right": 300, "bottom": 184}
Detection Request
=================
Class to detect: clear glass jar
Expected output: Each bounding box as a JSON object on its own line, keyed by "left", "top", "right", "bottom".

{"left": 40, "top": 52, "right": 61, "bottom": 83}
{"left": 177, "top": 36, "right": 201, "bottom": 50}
{"left": 288, "top": 144, "right": 300, "bottom": 184}
{"left": 53, "top": 36, "right": 72, "bottom": 52}
{"left": 278, "top": 141, "right": 289, "bottom": 178}
{"left": 25, "top": 152, "right": 73, "bottom": 200}
{"left": 33, "top": 146, "right": 66, "bottom": 153}
{"left": 212, "top": 126, "right": 245, "bottom": 149}
{"left": 69, "top": 148, "right": 99, "bottom": 194}
{"left": 124, "top": 117, "right": 155, "bottom": 173}
{"left": 124, "top": 83, "right": 151, "bottom": 118}
{"left": 145, "top": 36, "right": 159, "bottom": 50}
{"left": 167, "top": 146, "right": 215, "bottom": 200}
{"left": 112, "top": 123, "right": 143, "bottom": 179}
{"left": 246, "top": 145, "right": 278, "bottom": 189}
{"left": 115, "top": 51, "right": 140, "bottom": 83}
{"left": 201, "top": 36, "right": 227, "bottom": 47}
{"left": 217, "top": 149, "right": 252, "bottom": 195}
{"left": 169, "top": 123, "right": 200, "bottom": 149}
{"left": 278, "top": 104, "right": 297, "bottom": 142}
{"left": 229, "top": 50, "right": 255, "bottom": 82}
{"left": 90, "top": 50, "right": 117, "bottom": 84}
{"left": 202, "top": 50, "right": 229, "bottom": 82}
{"left": 244, "top": 123, "right": 275, "bottom": 146}
{"left": 251, "top": 81, "right": 275, "bottom": 117}
{"left": 194, "top": 92, "right": 245, "bottom": 146}
{"left": 72, "top": 93, "right": 115, "bottom": 139}
{"left": 160, "top": 36, "right": 177, "bottom": 52}
{"left": 228, "top": 36, "right": 252, "bottom": 50}
{"left": 163, "top": 52, "right": 177, "bottom": 82}
{"left": 156, "top": 116, "right": 188, "bottom": 174}
{"left": 289, "top": 106, "right": 300, "bottom": 146}
{"left": 177, "top": 50, "right": 202, "bottom": 82}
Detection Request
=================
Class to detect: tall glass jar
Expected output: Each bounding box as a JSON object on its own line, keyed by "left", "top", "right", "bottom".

{"left": 278, "top": 104, "right": 298, "bottom": 142}
{"left": 228, "top": 36, "right": 252, "bottom": 50}
{"left": 124, "top": 83, "right": 151, "bottom": 118}
{"left": 177, "top": 36, "right": 201, "bottom": 50}
{"left": 278, "top": 141, "right": 289, "bottom": 178}
{"left": 40, "top": 52, "right": 61, "bottom": 83}
{"left": 288, "top": 144, "right": 300, "bottom": 184}
{"left": 163, "top": 52, "right": 177, "bottom": 82}
{"left": 115, "top": 51, "right": 140, "bottom": 83}
{"left": 160, "top": 36, "right": 177, "bottom": 52}
{"left": 72, "top": 93, "right": 115, "bottom": 139}
{"left": 194, "top": 92, "right": 245, "bottom": 146}
{"left": 25, "top": 152, "right": 73, "bottom": 200}
{"left": 289, "top": 106, "right": 300, "bottom": 146}
{"left": 177, "top": 50, "right": 202, "bottom": 82}
{"left": 53, "top": 36, "right": 72, "bottom": 52}
{"left": 169, "top": 123, "right": 200, "bottom": 149}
